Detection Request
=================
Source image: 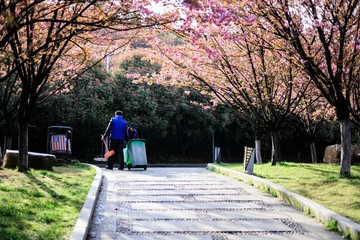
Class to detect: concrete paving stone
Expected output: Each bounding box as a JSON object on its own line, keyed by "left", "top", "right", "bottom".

{"left": 120, "top": 180, "right": 226, "bottom": 185}
{"left": 111, "top": 233, "right": 319, "bottom": 240}
{"left": 122, "top": 181, "right": 227, "bottom": 184}
{"left": 116, "top": 194, "right": 257, "bottom": 202}
{"left": 117, "top": 185, "right": 243, "bottom": 191}
{"left": 117, "top": 195, "right": 187, "bottom": 202}
{"left": 225, "top": 234, "right": 321, "bottom": 240}
{"left": 87, "top": 167, "right": 343, "bottom": 240}
{"left": 119, "top": 219, "right": 293, "bottom": 232}
{"left": 117, "top": 209, "right": 287, "bottom": 221}
{"left": 115, "top": 234, "right": 214, "bottom": 240}
{"left": 193, "top": 194, "right": 259, "bottom": 201}
{"left": 98, "top": 232, "right": 117, "bottom": 239}
{"left": 118, "top": 189, "right": 248, "bottom": 196}
{"left": 207, "top": 210, "right": 289, "bottom": 219}
{"left": 118, "top": 209, "right": 201, "bottom": 220}
{"left": 127, "top": 201, "right": 269, "bottom": 211}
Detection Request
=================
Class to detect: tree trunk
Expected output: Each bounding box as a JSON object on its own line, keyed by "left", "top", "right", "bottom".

{"left": 3, "top": 136, "right": 12, "bottom": 156}
{"left": 270, "top": 131, "right": 280, "bottom": 166}
{"left": 309, "top": 142, "right": 317, "bottom": 163}
{"left": 226, "top": 147, "right": 232, "bottom": 159}
{"left": 17, "top": 119, "right": 29, "bottom": 172}
{"left": 339, "top": 119, "right": 351, "bottom": 177}
{"left": 3, "top": 114, "right": 15, "bottom": 155}
{"left": 255, "top": 139, "right": 262, "bottom": 164}
{"left": 212, "top": 130, "right": 215, "bottom": 162}
{"left": 180, "top": 143, "right": 189, "bottom": 158}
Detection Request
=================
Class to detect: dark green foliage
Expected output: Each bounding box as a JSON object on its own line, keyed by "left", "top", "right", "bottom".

{"left": 21, "top": 53, "right": 358, "bottom": 164}
{"left": 119, "top": 54, "right": 161, "bottom": 77}
{"left": 27, "top": 55, "right": 241, "bottom": 162}
{"left": 30, "top": 64, "right": 113, "bottom": 159}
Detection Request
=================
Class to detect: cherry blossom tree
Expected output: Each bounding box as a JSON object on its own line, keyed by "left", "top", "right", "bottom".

{"left": 294, "top": 87, "right": 336, "bottom": 163}
{"left": 0, "top": 0, "right": 177, "bottom": 171}
{"left": 351, "top": 78, "right": 360, "bottom": 130}
{"left": 160, "top": 0, "right": 358, "bottom": 176}
{"left": 0, "top": 58, "right": 20, "bottom": 155}
{"left": 148, "top": 18, "right": 315, "bottom": 165}
{"left": 249, "top": 0, "right": 359, "bottom": 177}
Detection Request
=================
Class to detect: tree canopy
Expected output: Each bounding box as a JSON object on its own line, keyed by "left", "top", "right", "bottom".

{"left": 0, "top": 0, "right": 359, "bottom": 177}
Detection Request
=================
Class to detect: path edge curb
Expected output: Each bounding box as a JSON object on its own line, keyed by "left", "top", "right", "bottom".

{"left": 70, "top": 164, "right": 103, "bottom": 240}
{"left": 207, "top": 163, "right": 360, "bottom": 240}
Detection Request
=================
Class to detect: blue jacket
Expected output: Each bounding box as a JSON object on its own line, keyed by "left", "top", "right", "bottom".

{"left": 104, "top": 115, "right": 127, "bottom": 140}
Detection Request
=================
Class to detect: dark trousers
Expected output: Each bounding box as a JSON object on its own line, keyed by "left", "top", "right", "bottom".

{"left": 108, "top": 139, "right": 125, "bottom": 169}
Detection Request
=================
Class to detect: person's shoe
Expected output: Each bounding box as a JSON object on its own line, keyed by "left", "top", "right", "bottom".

{"left": 118, "top": 167, "right": 124, "bottom": 170}
{"left": 105, "top": 166, "right": 113, "bottom": 170}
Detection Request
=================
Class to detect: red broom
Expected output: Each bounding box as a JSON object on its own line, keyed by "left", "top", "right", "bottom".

{"left": 101, "top": 135, "right": 115, "bottom": 158}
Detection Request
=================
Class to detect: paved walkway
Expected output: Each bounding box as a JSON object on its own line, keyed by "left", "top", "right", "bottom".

{"left": 86, "top": 167, "right": 342, "bottom": 240}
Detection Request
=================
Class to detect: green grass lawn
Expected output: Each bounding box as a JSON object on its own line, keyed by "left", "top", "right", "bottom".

{"left": 0, "top": 164, "right": 96, "bottom": 240}
{"left": 218, "top": 162, "right": 360, "bottom": 224}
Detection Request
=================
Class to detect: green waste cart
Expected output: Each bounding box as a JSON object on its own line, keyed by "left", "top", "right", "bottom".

{"left": 123, "top": 139, "right": 147, "bottom": 170}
